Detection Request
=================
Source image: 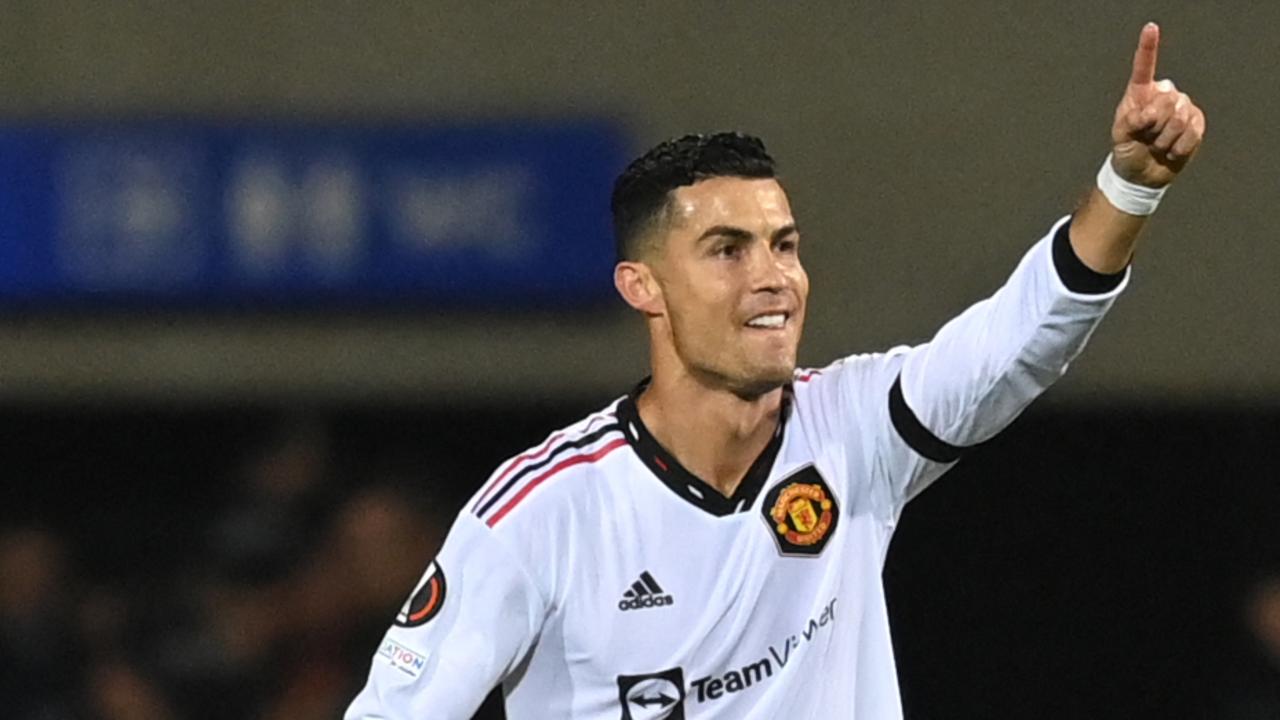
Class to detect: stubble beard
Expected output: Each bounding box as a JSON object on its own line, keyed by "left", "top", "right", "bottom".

{"left": 665, "top": 308, "right": 797, "bottom": 401}
{"left": 682, "top": 347, "right": 795, "bottom": 401}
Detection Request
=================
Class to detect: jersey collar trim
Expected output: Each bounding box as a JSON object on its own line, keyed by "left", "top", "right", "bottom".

{"left": 616, "top": 379, "right": 790, "bottom": 517}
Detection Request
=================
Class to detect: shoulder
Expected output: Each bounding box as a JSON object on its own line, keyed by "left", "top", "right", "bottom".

{"left": 786, "top": 349, "right": 920, "bottom": 450}
{"left": 468, "top": 398, "right": 629, "bottom": 531}
{"left": 791, "top": 348, "right": 912, "bottom": 405}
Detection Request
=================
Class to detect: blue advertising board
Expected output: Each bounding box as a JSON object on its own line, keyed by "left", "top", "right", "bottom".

{"left": 0, "top": 120, "right": 627, "bottom": 308}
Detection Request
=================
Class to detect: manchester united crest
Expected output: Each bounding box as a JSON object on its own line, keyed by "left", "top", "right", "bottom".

{"left": 761, "top": 465, "right": 838, "bottom": 556}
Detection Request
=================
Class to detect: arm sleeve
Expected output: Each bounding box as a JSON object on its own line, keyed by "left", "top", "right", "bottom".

{"left": 344, "top": 512, "right": 547, "bottom": 720}
{"left": 871, "top": 215, "right": 1127, "bottom": 505}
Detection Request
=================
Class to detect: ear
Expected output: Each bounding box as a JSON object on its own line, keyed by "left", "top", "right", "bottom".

{"left": 614, "top": 260, "right": 665, "bottom": 316}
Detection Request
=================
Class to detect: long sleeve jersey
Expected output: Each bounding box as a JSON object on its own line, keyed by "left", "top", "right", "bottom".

{"left": 346, "top": 215, "right": 1128, "bottom": 719}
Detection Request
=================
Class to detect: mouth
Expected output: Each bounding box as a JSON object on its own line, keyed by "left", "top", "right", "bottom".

{"left": 743, "top": 311, "right": 790, "bottom": 331}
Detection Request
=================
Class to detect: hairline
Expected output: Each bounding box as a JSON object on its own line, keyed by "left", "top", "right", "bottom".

{"left": 625, "top": 174, "right": 783, "bottom": 263}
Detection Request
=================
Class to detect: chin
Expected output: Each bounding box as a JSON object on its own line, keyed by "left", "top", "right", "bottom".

{"left": 729, "top": 364, "right": 795, "bottom": 400}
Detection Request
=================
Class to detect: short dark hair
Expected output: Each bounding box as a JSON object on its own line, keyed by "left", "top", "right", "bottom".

{"left": 610, "top": 132, "right": 777, "bottom": 261}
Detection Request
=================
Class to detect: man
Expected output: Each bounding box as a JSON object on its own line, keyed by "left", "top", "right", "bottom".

{"left": 346, "top": 23, "right": 1205, "bottom": 719}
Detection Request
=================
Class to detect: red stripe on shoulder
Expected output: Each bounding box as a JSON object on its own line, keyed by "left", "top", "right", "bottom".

{"left": 796, "top": 369, "right": 823, "bottom": 383}
{"left": 486, "top": 437, "right": 628, "bottom": 527}
{"left": 472, "top": 431, "right": 567, "bottom": 512}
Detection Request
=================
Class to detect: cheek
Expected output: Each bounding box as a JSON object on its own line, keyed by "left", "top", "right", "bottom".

{"left": 668, "top": 272, "right": 733, "bottom": 320}
{"left": 666, "top": 290, "right": 740, "bottom": 359}
{"left": 672, "top": 292, "right": 730, "bottom": 336}
{"left": 791, "top": 266, "right": 811, "bottom": 309}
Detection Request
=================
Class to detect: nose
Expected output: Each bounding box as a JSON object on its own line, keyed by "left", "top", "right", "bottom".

{"left": 747, "top": 242, "right": 787, "bottom": 293}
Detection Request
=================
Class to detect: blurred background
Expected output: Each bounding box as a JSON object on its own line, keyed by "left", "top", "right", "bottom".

{"left": 1, "top": 1, "right": 1277, "bottom": 718}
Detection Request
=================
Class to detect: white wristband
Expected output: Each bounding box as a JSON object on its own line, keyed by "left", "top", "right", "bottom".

{"left": 1096, "top": 153, "right": 1166, "bottom": 216}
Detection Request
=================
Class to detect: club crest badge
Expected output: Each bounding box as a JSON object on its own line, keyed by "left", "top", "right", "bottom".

{"left": 761, "top": 465, "right": 838, "bottom": 556}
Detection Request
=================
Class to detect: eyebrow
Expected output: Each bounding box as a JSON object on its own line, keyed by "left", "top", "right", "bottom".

{"left": 696, "top": 223, "right": 798, "bottom": 244}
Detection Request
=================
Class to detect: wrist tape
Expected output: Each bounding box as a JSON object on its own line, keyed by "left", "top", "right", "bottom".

{"left": 1096, "top": 153, "right": 1166, "bottom": 216}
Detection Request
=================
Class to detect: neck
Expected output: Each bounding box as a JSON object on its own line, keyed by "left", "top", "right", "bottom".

{"left": 635, "top": 368, "right": 784, "bottom": 498}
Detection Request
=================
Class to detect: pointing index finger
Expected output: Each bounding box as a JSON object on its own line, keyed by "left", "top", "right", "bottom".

{"left": 1130, "top": 22, "right": 1160, "bottom": 86}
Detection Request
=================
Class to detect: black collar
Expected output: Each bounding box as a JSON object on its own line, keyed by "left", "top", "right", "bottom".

{"left": 615, "top": 379, "right": 790, "bottom": 517}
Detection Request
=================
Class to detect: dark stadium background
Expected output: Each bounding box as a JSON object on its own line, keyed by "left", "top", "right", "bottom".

{"left": 2, "top": 3, "right": 1277, "bottom": 719}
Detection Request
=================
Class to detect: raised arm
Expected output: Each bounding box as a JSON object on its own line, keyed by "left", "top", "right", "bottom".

{"left": 1071, "top": 22, "right": 1206, "bottom": 272}
{"left": 855, "top": 23, "right": 1206, "bottom": 505}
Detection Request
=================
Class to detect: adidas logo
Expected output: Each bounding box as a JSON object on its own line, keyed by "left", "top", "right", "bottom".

{"left": 617, "top": 571, "right": 675, "bottom": 611}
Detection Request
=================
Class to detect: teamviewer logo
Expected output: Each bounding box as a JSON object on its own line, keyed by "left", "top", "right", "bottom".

{"left": 617, "top": 668, "right": 685, "bottom": 720}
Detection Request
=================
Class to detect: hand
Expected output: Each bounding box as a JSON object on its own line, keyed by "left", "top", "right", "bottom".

{"left": 1110, "top": 23, "right": 1207, "bottom": 188}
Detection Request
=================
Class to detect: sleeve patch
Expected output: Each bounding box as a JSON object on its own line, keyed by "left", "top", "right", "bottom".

{"left": 394, "top": 560, "right": 447, "bottom": 628}
{"left": 378, "top": 637, "right": 428, "bottom": 678}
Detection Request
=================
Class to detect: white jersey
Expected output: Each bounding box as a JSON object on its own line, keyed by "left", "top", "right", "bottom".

{"left": 347, "top": 215, "right": 1128, "bottom": 719}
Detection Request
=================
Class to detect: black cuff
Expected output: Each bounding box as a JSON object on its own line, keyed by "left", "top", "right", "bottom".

{"left": 888, "top": 375, "right": 965, "bottom": 464}
{"left": 1051, "top": 218, "right": 1127, "bottom": 294}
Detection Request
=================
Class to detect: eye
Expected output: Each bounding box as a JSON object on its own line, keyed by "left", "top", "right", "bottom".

{"left": 714, "top": 243, "right": 741, "bottom": 259}
{"left": 775, "top": 236, "right": 799, "bottom": 254}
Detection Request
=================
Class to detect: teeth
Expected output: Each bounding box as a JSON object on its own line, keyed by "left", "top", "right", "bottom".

{"left": 747, "top": 313, "right": 786, "bottom": 329}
